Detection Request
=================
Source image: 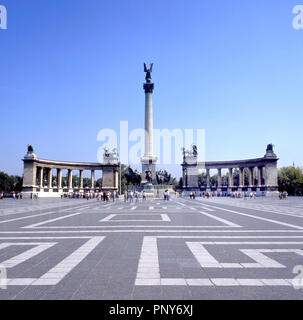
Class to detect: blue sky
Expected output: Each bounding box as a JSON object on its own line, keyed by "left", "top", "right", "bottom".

{"left": 0, "top": 0, "right": 302, "bottom": 178}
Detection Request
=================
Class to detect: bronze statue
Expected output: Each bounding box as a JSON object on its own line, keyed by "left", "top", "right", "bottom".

{"left": 103, "top": 147, "right": 110, "bottom": 158}
{"left": 27, "top": 144, "right": 34, "bottom": 153}
{"left": 145, "top": 169, "right": 152, "bottom": 183}
{"left": 156, "top": 170, "right": 164, "bottom": 185}
{"left": 144, "top": 63, "right": 153, "bottom": 83}
{"left": 192, "top": 145, "right": 197, "bottom": 157}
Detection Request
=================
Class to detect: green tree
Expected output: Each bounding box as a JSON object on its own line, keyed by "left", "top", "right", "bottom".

{"left": 198, "top": 172, "right": 206, "bottom": 187}
{"left": 10, "top": 175, "right": 23, "bottom": 192}
{"left": 0, "top": 172, "right": 23, "bottom": 192}
{"left": 83, "top": 178, "right": 91, "bottom": 188}
{"left": 0, "top": 171, "right": 11, "bottom": 192}
{"left": 210, "top": 174, "right": 218, "bottom": 187}
{"left": 233, "top": 169, "right": 240, "bottom": 185}
{"left": 278, "top": 167, "right": 303, "bottom": 195}
{"left": 96, "top": 178, "right": 102, "bottom": 188}
{"left": 119, "top": 164, "right": 129, "bottom": 193}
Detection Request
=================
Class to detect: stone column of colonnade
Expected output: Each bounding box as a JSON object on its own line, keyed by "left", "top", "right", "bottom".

{"left": 217, "top": 168, "right": 222, "bottom": 190}
{"left": 39, "top": 167, "right": 43, "bottom": 190}
{"left": 258, "top": 166, "right": 263, "bottom": 187}
{"left": 248, "top": 167, "right": 254, "bottom": 189}
{"left": 57, "top": 168, "right": 62, "bottom": 190}
{"left": 91, "top": 170, "right": 95, "bottom": 189}
{"left": 47, "top": 168, "right": 52, "bottom": 191}
{"left": 228, "top": 168, "right": 233, "bottom": 189}
{"left": 206, "top": 168, "right": 210, "bottom": 191}
{"left": 68, "top": 169, "right": 73, "bottom": 191}
{"left": 79, "top": 169, "right": 84, "bottom": 190}
{"left": 239, "top": 167, "right": 244, "bottom": 188}
{"left": 114, "top": 168, "right": 119, "bottom": 190}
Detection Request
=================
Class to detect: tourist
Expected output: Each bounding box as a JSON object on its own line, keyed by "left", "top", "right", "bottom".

{"left": 135, "top": 191, "right": 139, "bottom": 203}
{"left": 129, "top": 191, "right": 134, "bottom": 203}
{"left": 166, "top": 191, "right": 170, "bottom": 201}
{"left": 142, "top": 191, "right": 146, "bottom": 201}
{"left": 163, "top": 190, "right": 167, "bottom": 200}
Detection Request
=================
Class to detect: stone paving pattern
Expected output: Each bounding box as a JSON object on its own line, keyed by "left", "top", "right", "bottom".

{"left": 0, "top": 196, "right": 303, "bottom": 299}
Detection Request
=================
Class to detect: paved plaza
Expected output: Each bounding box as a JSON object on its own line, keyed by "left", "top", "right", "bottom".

{"left": 1, "top": 196, "right": 303, "bottom": 300}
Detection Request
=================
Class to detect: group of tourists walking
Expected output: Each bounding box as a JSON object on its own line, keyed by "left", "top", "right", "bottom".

{"left": 124, "top": 190, "right": 147, "bottom": 203}
{"left": 186, "top": 190, "right": 261, "bottom": 199}
{"left": 60, "top": 191, "right": 119, "bottom": 201}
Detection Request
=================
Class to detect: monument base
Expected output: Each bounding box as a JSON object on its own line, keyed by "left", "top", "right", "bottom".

{"left": 22, "top": 191, "right": 62, "bottom": 198}
{"left": 142, "top": 183, "right": 175, "bottom": 199}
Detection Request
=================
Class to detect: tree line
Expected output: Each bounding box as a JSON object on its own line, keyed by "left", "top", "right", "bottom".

{"left": 0, "top": 172, "right": 23, "bottom": 193}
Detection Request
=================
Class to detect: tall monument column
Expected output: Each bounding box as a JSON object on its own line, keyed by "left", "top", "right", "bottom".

{"left": 141, "top": 63, "right": 157, "bottom": 183}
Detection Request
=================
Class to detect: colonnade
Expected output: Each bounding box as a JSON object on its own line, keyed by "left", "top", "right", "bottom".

{"left": 35, "top": 167, "right": 100, "bottom": 192}
{"left": 181, "top": 145, "right": 279, "bottom": 196}
{"left": 202, "top": 166, "right": 264, "bottom": 190}
{"left": 22, "top": 149, "right": 119, "bottom": 197}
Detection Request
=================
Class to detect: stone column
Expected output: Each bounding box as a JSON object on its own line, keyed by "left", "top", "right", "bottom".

{"left": 248, "top": 167, "right": 255, "bottom": 190}
{"left": 141, "top": 70, "right": 157, "bottom": 183}
{"left": 144, "top": 89, "right": 153, "bottom": 157}
{"left": 239, "top": 168, "right": 244, "bottom": 189}
{"left": 258, "top": 167, "right": 263, "bottom": 187}
{"left": 79, "top": 169, "right": 84, "bottom": 190}
{"left": 68, "top": 169, "right": 73, "bottom": 190}
{"left": 249, "top": 167, "right": 252, "bottom": 186}
{"left": 48, "top": 168, "right": 53, "bottom": 190}
{"left": 228, "top": 168, "right": 233, "bottom": 189}
{"left": 114, "top": 168, "right": 119, "bottom": 190}
{"left": 206, "top": 168, "right": 210, "bottom": 191}
{"left": 182, "top": 166, "right": 186, "bottom": 188}
{"left": 217, "top": 168, "right": 222, "bottom": 190}
{"left": 57, "top": 168, "right": 62, "bottom": 190}
{"left": 39, "top": 167, "right": 44, "bottom": 190}
{"left": 91, "top": 170, "right": 95, "bottom": 189}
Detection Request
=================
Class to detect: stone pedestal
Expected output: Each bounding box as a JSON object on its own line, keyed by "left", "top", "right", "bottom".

{"left": 141, "top": 156, "right": 157, "bottom": 183}
{"left": 22, "top": 151, "right": 37, "bottom": 193}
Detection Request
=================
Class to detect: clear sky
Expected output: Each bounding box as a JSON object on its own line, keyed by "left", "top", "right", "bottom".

{"left": 0, "top": 0, "right": 302, "bottom": 178}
